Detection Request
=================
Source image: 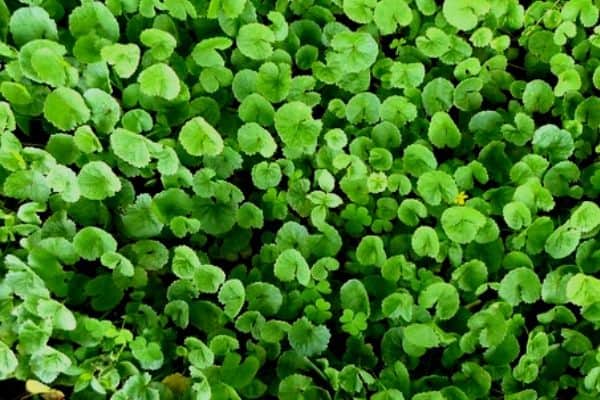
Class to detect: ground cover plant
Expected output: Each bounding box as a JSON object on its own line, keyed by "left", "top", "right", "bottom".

{"left": 2, "top": 0, "right": 600, "bottom": 399}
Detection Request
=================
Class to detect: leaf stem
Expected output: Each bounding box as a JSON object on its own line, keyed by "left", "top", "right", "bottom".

{"left": 303, "top": 356, "right": 329, "bottom": 383}
{"left": 465, "top": 299, "right": 482, "bottom": 310}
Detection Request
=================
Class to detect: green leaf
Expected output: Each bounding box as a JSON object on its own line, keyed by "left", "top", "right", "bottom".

{"left": 179, "top": 116, "right": 224, "bottom": 157}
{"left": 162, "top": 0, "right": 197, "bottom": 20}
{"left": 194, "top": 264, "right": 225, "bottom": 293}
{"left": 238, "top": 93, "right": 275, "bottom": 126}
{"left": 380, "top": 96, "right": 416, "bottom": 126}
{"left": 37, "top": 299, "right": 77, "bottom": 331}
{"left": 562, "top": 0, "right": 599, "bottom": 27}
{"left": 218, "top": 279, "right": 245, "bottom": 318}
{"left": 9, "top": 6, "right": 57, "bottom": 46}
{"left": 374, "top": 0, "right": 412, "bottom": 35}
{"left": 288, "top": 317, "right": 331, "bottom": 357}
{"left": 251, "top": 161, "right": 282, "bottom": 190}
{"left": 441, "top": 206, "right": 487, "bottom": 244}
{"left": 110, "top": 128, "right": 151, "bottom": 168}
{"left": 403, "top": 143, "right": 438, "bottom": 176}
{"left": 246, "top": 282, "right": 282, "bottom": 316}
{"left": 73, "top": 227, "right": 117, "bottom": 261}
{"left": 522, "top": 80, "right": 554, "bottom": 113}
{"left": 185, "top": 337, "right": 214, "bottom": 368}
{"left": 279, "top": 374, "right": 313, "bottom": 400}
{"left": 84, "top": 88, "right": 121, "bottom": 134}
{"left": 545, "top": 224, "right": 581, "bottom": 259}
{"left": 340, "top": 279, "right": 371, "bottom": 316}
{"left": 112, "top": 373, "right": 159, "bottom": 400}
{"left": 566, "top": 273, "right": 600, "bottom": 307}
{"left": 236, "top": 23, "right": 275, "bottom": 60}
{"left": 1, "top": 82, "right": 32, "bottom": 105}
{"left": 190, "top": 379, "right": 211, "bottom": 400}
{"left": 417, "top": 29, "right": 452, "bottom": 59}
{"left": 388, "top": 62, "right": 425, "bottom": 89}
{"left": 382, "top": 292, "right": 413, "bottom": 321}
{"left": 237, "top": 123, "right": 277, "bottom": 157}
{"left": 417, "top": 171, "right": 458, "bottom": 205}
{"left": 101, "top": 251, "right": 134, "bottom": 277}
{"left": 256, "top": 62, "right": 292, "bottom": 103}
{"left": 453, "top": 78, "right": 483, "bottom": 111}
{"left": 3, "top": 170, "right": 50, "bottom": 202}
{"left": 427, "top": 111, "right": 461, "bottom": 148}
{"left": 138, "top": 63, "right": 180, "bottom": 100}
{"left": 329, "top": 31, "right": 378, "bottom": 73}
{"left": 442, "top": 0, "right": 490, "bottom": 31}
{"left": 343, "top": 0, "right": 376, "bottom": 24}
{"left": 555, "top": 69, "right": 581, "bottom": 97}
{"left": 237, "top": 202, "right": 264, "bottom": 229}
{"left": 452, "top": 259, "right": 488, "bottom": 292}
{"left": 43, "top": 87, "right": 90, "bottom": 131}
{"left": 30, "top": 346, "right": 72, "bottom": 383}
{"left": 130, "top": 337, "right": 164, "bottom": 370}
{"left": 68, "top": 1, "right": 119, "bottom": 41}
{"left": 498, "top": 267, "right": 541, "bottom": 306}
{"left": 372, "top": 389, "right": 406, "bottom": 400}
{"left": 19, "top": 40, "right": 75, "bottom": 87}
{"left": 411, "top": 226, "right": 440, "bottom": 258}
{"left": 346, "top": 92, "right": 380, "bottom": 125}
{"left": 101, "top": 43, "right": 140, "bottom": 78}
{"left": 207, "top": 0, "right": 247, "bottom": 18}
{"left": 77, "top": 161, "right": 122, "bottom": 200}
{"left": 140, "top": 28, "right": 177, "bottom": 61}
{"left": 356, "top": 235, "right": 386, "bottom": 267}
{"left": 402, "top": 323, "right": 439, "bottom": 356}
{"left": 0, "top": 341, "right": 18, "bottom": 379}
{"left": 569, "top": 201, "right": 600, "bottom": 234}
{"left": 172, "top": 245, "right": 200, "bottom": 279}
{"left": 74, "top": 125, "right": 102, "bottom": 154}
{"left": 165, "top": 299, "right": 190, "bottom": 328}
{"left": 503, "top": 201, "right": 532, "bottom": 230}
{"left": 412, "top": 392, "right": 445, "bottom": 400}
{"left": 274, "top": 248, "right": 311, "bottom": 286}
{"left": 419, "top": 282, "right": 460, "bottom": 320}
{"left": 452, "top": 362, "right": 491, "bottom": 398}
{"left": 192, "top": 37, "right": 233, "bottom": 67}
{"left": 274, "top": 101, "right": 322, "bottom": 158}
{"left": 532, "top": 124, "right": 574, "bottom": 162}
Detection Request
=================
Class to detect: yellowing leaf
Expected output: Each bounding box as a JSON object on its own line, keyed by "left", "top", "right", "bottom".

{"left": 26, "top": 380, "right": 64, "bottom": 400}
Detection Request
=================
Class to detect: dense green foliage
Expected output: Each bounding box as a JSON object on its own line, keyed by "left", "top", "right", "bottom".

{"left": 1, "top": 0, "right": 600, "bottom": 399}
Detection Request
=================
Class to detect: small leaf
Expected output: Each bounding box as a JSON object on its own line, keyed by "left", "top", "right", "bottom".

{"left": 0, "top": 342, "right": 18, "bottom": 379}
{"left": 218, "top": 279, "right": 245, "bottom": 318}
{"left": 77, "top": 161, "right": 122, "bottom": 200}
{"left": 274, "top": 249, "right": 311, "bottom": 286}
{"left": 110, "top": 128, "right": 151, "bottom": 168}
{"left": 179, "top": 116, "right": 224, "bottom": 157}
{"left": 73, "top": 227, "right": 117, "bottom": 261}
{"left": 138, "top": 63, "right": 180, "bottom": 100}
{"left": 130, "top": 337, "right": 164, "bottom": 370}
{"left": 101, "top": 43, "right": 140, "bottom": 78}
{"left": 340, "top": 279, "right": 371, "bottom": 316}
{"left": 545, "top": 225, "right": 581, "bottom": 259}
{"left": 236, "top": 23, "right": 275, "bottom": 60}
{"left": 428, "top": 111, "right": 461, "bottom": 148}
{"left": 441, "top": 206, "right": 487, "bottom": 244}
{"left": 411, "top": 226, "right": 440, "bottom": 258}
{"left": 498, "top": 267, "right": 542, "bottom": 306}
{"left": 43, "top": 87, "right": 90, "bottom": 131}
{"left": 288, "top": 317, "right": 331, "bottom": 357}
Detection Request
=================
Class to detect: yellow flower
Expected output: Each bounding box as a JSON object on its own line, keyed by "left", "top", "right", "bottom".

{"left": 455, "top": 191, "right": 468, "bottom": 205}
